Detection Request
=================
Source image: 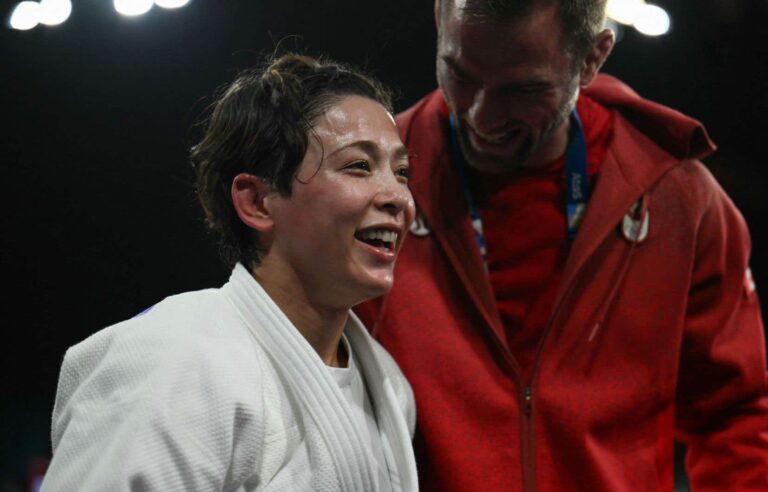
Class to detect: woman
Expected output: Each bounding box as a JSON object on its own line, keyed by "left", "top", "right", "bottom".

{"left": 41, "top": 54, "right": 418, "bottom": 491}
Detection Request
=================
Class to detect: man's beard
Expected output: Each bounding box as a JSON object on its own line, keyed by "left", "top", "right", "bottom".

{"left": 459, "top": 79, "right": 580, "bottom": 173}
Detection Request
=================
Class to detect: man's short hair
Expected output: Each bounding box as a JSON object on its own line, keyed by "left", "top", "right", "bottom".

{"left": 191, "top": 53, "right": 392, "bottom": 269}
{"left": 441, "top": 0, "right": 608, "bottom": 60}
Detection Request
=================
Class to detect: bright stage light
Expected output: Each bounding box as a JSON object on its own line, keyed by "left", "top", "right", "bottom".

{"left": 607, "top": 0, "right": 671, "bottom": 37}
{"left": 633, "top": 4, "right": 670, "bottom": 36}
{"left": 114, "top": 0, "right": 153, "bottom": 16}
{"left": 39, "top": 0, "right": 71, "bottom": 26}
{"left": 9, "top": 1, "right": 40, "bottom": 30}
{"left": 154, "top": 0, "right": 190, "bottom": 9}
{"left": 606, "top": 0, "right": 644, "bottom": 26}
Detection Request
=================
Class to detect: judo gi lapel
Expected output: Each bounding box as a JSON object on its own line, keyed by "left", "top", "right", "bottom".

{"left": 346, "top": 312, "right": 419, "bottom": 492}
{"left": 222, "top": 265, "right": 376, "bottom": 492}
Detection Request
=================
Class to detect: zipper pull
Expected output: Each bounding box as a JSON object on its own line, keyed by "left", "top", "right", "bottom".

{"left": 524, "top": 387, "right": 533, "bottom": 416}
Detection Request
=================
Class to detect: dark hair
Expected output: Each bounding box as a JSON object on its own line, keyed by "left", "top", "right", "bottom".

{"left": 441, "top": 0, "right": 608, "bottom": 61}
{"left": 191, "top": 53, "right": 393, "bottom": 269}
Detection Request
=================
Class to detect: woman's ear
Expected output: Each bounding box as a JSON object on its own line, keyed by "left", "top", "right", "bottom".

{"left": 231, "top": 173, "right": 276, "bottom": 233}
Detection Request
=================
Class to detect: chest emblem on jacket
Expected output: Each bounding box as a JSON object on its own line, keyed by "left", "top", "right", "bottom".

{"left": 410, "top": 209, "right": 430, "bottom": 237}
{"left": 621, "top": 199, "right": 650, "bottom": 243}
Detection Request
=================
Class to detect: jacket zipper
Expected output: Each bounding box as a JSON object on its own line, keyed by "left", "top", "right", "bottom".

{"left": 521, "top": 385, "right": 535, "bottom": 492}
{"left": 481, "top": 335, "right": 532, "bottom": 492}
{"left": 522, "top": 218, "right": 645, "bottom": 491}
{"left": 483, "top": 254, "right": 590, "bottom": 492}
{"left": 524, "top": 386, "right": 533, "bottom": 414}
{"left": 489, "top": 336, "right": 536, "bottom": 492}
{"left": 522, "top": 264, "right": 586, "bottom": 492}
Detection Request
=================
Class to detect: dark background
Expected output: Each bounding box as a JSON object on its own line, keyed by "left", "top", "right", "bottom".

{"left": 1, "top": 0, "right": 766, "bottom": 490}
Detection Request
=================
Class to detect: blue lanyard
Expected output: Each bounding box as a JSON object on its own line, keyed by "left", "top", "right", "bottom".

{"left": 448, "top": 109, "right": 590, "bottom": 270}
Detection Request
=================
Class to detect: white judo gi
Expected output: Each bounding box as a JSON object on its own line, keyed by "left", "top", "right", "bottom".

{"left": 41, "top": 264, "right": 418, "bottom": 491}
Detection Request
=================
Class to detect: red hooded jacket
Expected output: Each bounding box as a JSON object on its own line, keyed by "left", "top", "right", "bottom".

{"left": 356, "top": 75, "right": 768, "bottom": 491}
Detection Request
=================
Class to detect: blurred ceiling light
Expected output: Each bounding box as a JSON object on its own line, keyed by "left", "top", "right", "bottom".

{"left": 633, "top": 4, "right": 671, "bottom": 36}
{"left": 114, "top": 0, "right": 153, "bottom": 16}
{"left": 606, "top": 0, "right": 670, "bottom": 36}
{"left": 154, "top": 0, "right": 190, "bottom": 9}
{"left": 606, "top": 0, "right": 645, "bottom": 25}
{"left": 38, "top": 0, "right": 71, "bottom": 26}
{"left": 8, "top": 1, "right": 40, "bottom": 30}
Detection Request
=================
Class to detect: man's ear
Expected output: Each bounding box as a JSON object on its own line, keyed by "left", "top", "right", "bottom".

{"left": 231, "top": 173, "right": 277, "bottom": 234}
{"left": 579, "top": 28, "right": 615, "bottom": 87}
{"left": 434, "top": 0, "right": 442, "bottom": 32}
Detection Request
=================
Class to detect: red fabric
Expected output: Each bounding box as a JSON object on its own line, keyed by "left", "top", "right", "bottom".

{"left": 472, "top": 96, "right": 613, "bottom": 381}
{"left": 356, "top": 75, "right": 768, "bottom": 491}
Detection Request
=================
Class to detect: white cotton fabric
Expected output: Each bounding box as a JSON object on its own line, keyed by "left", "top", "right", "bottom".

{"left": 41, "top": 264, "right": 418, "bottom": 492}
{"left": 328, "top": 335, "right": 393, "bottom": 492}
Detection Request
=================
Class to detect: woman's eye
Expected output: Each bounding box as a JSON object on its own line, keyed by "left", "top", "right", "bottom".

{"left": 345, "top": 160, "right": 371, "bottom": 172}
{"left": 395, "top": 166, "right": 411, "bottom": 181}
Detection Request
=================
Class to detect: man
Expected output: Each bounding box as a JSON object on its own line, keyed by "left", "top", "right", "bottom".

{"left": 356, "top": 0, "right": 768, "bottom": 490}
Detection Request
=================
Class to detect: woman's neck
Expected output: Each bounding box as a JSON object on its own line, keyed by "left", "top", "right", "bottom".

{"left": 250, "top": 266, "right": 349, "bottom": 368}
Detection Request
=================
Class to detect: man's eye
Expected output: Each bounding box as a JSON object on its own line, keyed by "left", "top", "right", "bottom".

{"left": 449, "top": 67, "right": 469, "bottom": 81}
{"left": 446, "top": 63, "right": 472, "bottom": 82}
{"left": 517, "top": 86, "right": 547, "bottom": 94}
{"left": 345, "top": 160, "right": 371, "bottom": 172}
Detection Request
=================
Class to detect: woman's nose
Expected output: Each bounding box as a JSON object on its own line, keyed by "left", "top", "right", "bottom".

{"left": 374, "top": 175, "right": 414, "bottom": 218}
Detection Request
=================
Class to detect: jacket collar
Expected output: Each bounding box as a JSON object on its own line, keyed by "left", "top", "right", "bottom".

{"left": 559, "top": 75, "right": 715, "bottom": 305}
{"left": 399, "top": 91, "right": 506, "bottom": 349}
{"left": 556, "top": 115, "right": 671, "bottom": 306}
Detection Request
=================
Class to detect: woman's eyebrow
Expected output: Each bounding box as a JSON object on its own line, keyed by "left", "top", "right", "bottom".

{"left": 394, "top": 145, "right": 410, "bottom": 161}
{"left": 328, "top": 140, "right": 409, "bottom": 161}
{"left": 327, "top": 140, "right": 379, "bottom": 158}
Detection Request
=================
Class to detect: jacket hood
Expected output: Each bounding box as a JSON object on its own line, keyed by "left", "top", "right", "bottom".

{"left": 583, "top": 74, "right": 716, "bottom": 161}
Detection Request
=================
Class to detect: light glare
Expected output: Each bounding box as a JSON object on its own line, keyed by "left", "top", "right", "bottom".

{"left": 39, "top": 0, "right": 71, "bottom": 26}
{"left": 9, "top": 1, "right": 40, "bottom": 30}
{"left": 154, "top": 0, "right": 189, "bottom": 9}
{"left": 633, "top": 4, "right": 670, "bottom": 36}
{"left": 114, "top": 0, "right": 153, "bottom": 16}
{"left": 606, "top": 0, "right": 644, "bottom": 26}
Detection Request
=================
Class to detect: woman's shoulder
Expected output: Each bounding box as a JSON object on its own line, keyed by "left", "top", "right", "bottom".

{"left": 48, "top": 288, "right": 273, "bottom": 491}
{"left": 59, "top": 287, "right": 269, "bottom": 413}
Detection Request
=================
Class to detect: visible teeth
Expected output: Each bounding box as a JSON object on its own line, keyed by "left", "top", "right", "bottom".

{"left": 358, "top": 229, "right": 398, "bottom": 244}
{"left": 476, "top": 130, "right": 509, "bottom": 144}
{"left": 470, "top": 124, "right": 515, "bottom": 144}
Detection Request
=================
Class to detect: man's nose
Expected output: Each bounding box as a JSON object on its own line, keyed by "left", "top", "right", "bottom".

{"left": 467, "top": 88, "right": 507, "bottom": 133}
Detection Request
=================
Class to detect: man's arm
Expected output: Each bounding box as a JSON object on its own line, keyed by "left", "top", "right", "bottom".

{"left": 675, "top": 169, "right": 768, "bottom": 490}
